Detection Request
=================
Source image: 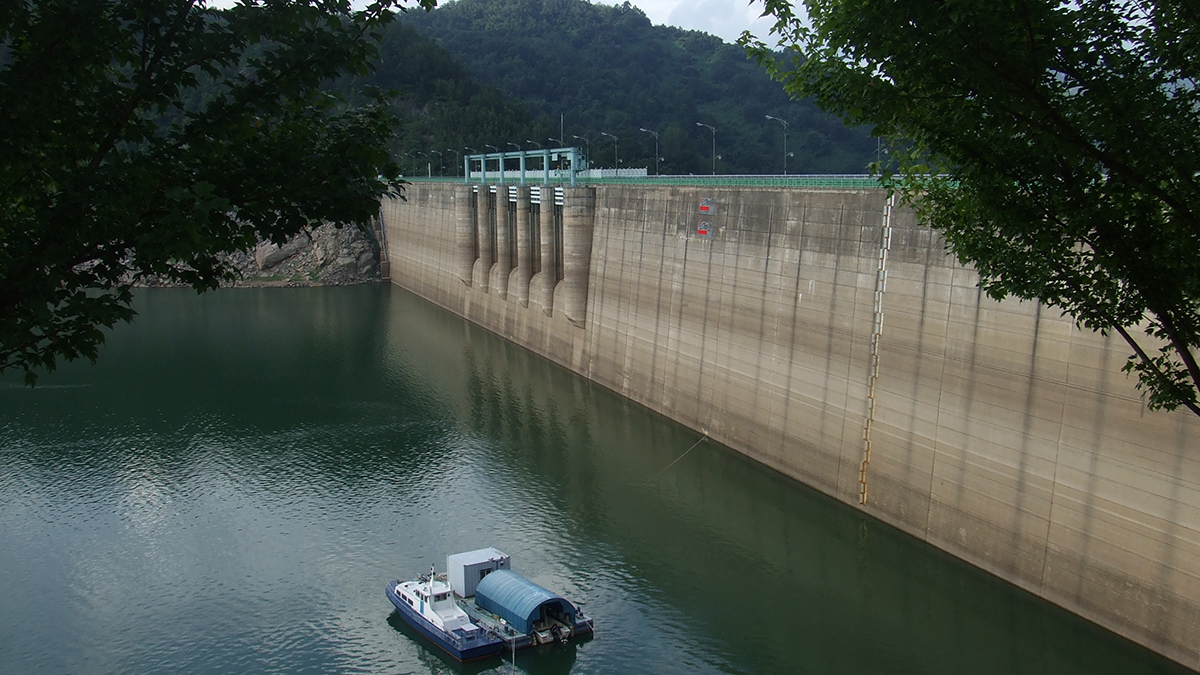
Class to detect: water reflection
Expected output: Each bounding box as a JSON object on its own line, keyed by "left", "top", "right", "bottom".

{"left": 384, "top": 612, "right": 586, "bottom": 675}
{"left": 386, "top": 613, "right": 503, "bottom": 674}
{"left": 0, "top": 286, "right": 1188, "bottom": 675}
{"left": 384, "top": 286, "right": 1187, "bottom": 675}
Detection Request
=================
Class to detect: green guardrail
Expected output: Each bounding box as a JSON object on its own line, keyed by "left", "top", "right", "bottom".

{"left": 400, "top": 174, "right": 884, "bottom": 189}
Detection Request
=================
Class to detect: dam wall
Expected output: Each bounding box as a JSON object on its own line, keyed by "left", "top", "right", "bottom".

{"left": 380, "top": 181, "right": 1200, "bottom": 669}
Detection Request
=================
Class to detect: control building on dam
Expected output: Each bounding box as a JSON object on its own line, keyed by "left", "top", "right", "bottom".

{"left": 378, "top": 170, "right": 1200, "bottom": 669}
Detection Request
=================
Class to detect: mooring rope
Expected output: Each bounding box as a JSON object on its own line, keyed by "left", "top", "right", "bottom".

{"left": 647, "top": 431, "right": 709, "bottom": 483}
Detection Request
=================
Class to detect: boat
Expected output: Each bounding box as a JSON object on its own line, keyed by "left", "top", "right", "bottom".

{"left": 460, "top": 568, "right": 595, "bottom": 647}
{"left": 387, "top": 548, "right": 593, "bottom": 659}
{"left": 445, "top": 548, "right": 594, "bottom": 649}
{"left": 386, "top": 567, "right": 504, "bottom": 662}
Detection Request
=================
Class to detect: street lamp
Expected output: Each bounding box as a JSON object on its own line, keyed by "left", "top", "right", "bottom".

{"left": 446, "top": 148, "right": 460, "bottom": 176}
{"left": 430, "top": 150, "right": 444, "bottom": 176}
{"left": 547, "top": 139, "right": 565, "bottom": 170}
{"left": 765, "top": 115, "right": 789, "bottom": 175}
{"left": 525, "top": 140, "right": 542, "bottom": 149}
{"left": 639, "top": 127, "right": 660, "bottom": 175}
{"left": 484, "top": 144, "right": 500, "bottom": 175}
{"left": 600, "top": 131, "right": 618, "bottom": 169}
{"left": 507, "top": 142, "right": 524, "bottom": 181}
{"left": 571, "top": 135, "right": 590, "bottom": 165}
{"left": 696, "top": 122, "right": 716, "bottom": 175}
{"left": 463, "top": 147, "right": 477, "bottom": 176}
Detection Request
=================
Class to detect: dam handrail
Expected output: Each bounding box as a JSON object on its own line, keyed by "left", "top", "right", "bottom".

{"left": 401, "top": 174, "right": 883, "bottom": 189}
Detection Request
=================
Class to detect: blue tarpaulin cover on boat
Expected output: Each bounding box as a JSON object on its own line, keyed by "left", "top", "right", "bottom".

{"left": 474, "top": 570, "right": 576, "bottom": 635}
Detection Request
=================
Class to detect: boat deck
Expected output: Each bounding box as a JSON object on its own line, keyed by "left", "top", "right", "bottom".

{"left": 455, "top": 597, "right": 536, "bottom": 649}
{"left": 454, "top": 596, "right": 593, "bottom": 649}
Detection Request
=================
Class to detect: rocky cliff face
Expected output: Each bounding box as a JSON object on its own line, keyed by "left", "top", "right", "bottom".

{"left": 139, "top": 222, "right": 382, "bottom": 288}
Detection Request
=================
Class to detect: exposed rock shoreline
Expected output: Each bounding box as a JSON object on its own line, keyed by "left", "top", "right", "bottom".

{"left": 137, "top": 222, "right": 383, "bottom": 288}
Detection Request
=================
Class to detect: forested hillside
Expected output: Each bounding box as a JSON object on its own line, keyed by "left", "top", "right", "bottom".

{"left": 341, "top": 22, "right": 551, "bottom": 177}
{"left": 399, "top": 0, "right": 876, "bottom": 174}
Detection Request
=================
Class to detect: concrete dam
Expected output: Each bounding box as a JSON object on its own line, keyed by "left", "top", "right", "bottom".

{"left": 379, "top": 179, "right": 1200, "bottom": 669}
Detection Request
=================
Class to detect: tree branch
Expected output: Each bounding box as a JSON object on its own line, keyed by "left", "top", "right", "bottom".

{"left": 1114, "top": 323, "right": 1200, "bottom": 417}
{"left": 89, "top": 0, "right": 200, "bottom": 171}
{"left": 975, "top": 45, "right": 1200, "bottom": 234}
{"left": 1150, "top": 305, "right": 1200, "bottom": 404}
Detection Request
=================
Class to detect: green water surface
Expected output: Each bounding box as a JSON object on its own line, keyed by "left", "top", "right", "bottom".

{"left": 0, "top": 286, "right": 1187, "bottom": 674}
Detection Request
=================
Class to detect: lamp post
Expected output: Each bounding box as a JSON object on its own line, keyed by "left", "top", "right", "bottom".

{"left": 571, "top": 135, "right": 590, "bottom": 166}
{"left": 416, "top": 151, "right": 430, "bottom": 177}
{"left": 430, "top": 150, "right": 444, "bottom": 176}
{"left": 639, "top": 127, "right": 660, "bottom": 175}
{"left": 600, "top": 131, "right": 618, "bottom": 169}
{"left": 464, "top": 147, "right": 477, "bottom": 178}
{"left": 545, "top": 139, "right": 564, "bottom": 171}
{"left": 445, "top": 148, "right": 460, "bottom": 176}
{"left": 765, "top": 115, "right": 789, "bottom": 175}
{"left": 507, "top": 142, "right": 526, "bottom": 183}
{"left": 523, "top": 140, "right": 544, "bottom": 175}
{"left": 404, "top": 151, "right": 418, "bottom": 175}
{"left": 484, "top": 144, "right": 499, "bottom": 178}
{"left": 696, "top": 122, "right": 716, "bottom": 175}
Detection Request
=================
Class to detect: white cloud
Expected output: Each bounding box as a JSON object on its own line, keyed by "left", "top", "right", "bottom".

{"left": 207, "top": 0, "right": 780, "bottom": 45}
{"left": 597, "top": 0, "right": 775, "bottom": 44}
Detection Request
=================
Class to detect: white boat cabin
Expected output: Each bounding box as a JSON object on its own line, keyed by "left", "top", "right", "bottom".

{"left": 395, "top": 578, "right": 479, "bottom": 634}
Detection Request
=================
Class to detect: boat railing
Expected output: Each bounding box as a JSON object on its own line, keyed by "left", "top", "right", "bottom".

{"left": 447, "top": 626, "right": 492, "bottom": 647}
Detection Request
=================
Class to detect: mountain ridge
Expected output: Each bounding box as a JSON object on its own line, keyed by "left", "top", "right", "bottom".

{"left": 396, "top": 0, "right": 875, "bottom": 174}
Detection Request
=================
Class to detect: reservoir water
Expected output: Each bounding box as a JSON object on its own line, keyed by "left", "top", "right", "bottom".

{"left": 0, "top": 286, "right": 1188, "bottom": 675}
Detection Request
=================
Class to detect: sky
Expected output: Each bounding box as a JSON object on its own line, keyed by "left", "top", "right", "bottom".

{"left": 595, "top": 0, "right": 776, "bottom": 44}
{"left": 210, "top": 0, "right": 779, "bottom": 45}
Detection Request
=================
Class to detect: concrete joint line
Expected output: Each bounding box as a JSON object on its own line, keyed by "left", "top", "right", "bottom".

{"left": 859, "top": 194, "right": 896, "bottom": 506}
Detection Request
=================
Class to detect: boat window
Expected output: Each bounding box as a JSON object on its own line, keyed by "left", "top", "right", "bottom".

{"left": 435, "top": 593, "right": 448, "bottom": 601}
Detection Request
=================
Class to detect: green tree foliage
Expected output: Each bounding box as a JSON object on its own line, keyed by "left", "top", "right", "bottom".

{"left": 0, "top": 0, "right": 434, "bottom": 385}
{"left": 340, "top": 21, "right": 552, "bottom": 176}
{"left": 401, "top": 0, "right": 875, "bottom": 174}
{"left": 743, "top": 0, "right": 1200, "bottom": 416}
{"left": 662, "top": 122, "right": 704, "bottom": 175}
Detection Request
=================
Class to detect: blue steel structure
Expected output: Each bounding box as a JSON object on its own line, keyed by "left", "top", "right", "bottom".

{"left": 464, "top": 147, "right": 585, "bottom": 187}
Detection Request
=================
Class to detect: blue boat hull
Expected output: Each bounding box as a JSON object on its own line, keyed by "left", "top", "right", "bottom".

{"left": 386, "top": 582, "right": 504, "bottom": 662}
